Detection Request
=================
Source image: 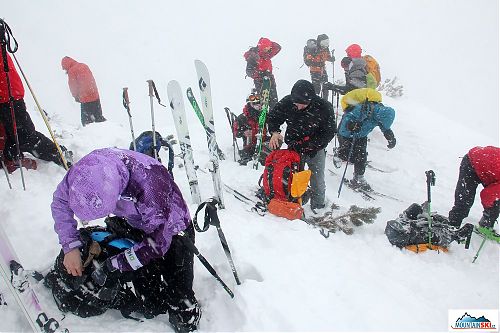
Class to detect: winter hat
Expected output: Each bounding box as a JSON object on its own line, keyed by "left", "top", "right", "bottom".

{"left": 61, "top": 56, "right": 76, "bottom": 71}
{"left": 346, "top": 44, "right": 362, "bottom": 58}
{"left": 258, "top": 37, "right": 272, "bottom": 50}
{"left": 317, "top": 34, "right": 329, "bottom": 48}
{"left": 341, "top": 56, "right": 352, "bottom": 69}
{"left": 67, "top": 154, "right": 127, "bottom": 221}
{"left": 291, "top": 80, "right": 315, "bottom": 104}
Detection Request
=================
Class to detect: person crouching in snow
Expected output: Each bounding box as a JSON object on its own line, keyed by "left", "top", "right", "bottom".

{"left": 336, "top": 92, "right": 396, "bottom": 191}
{"left": 267, "top": 79, "right": 336, "bottom": 210}
{"left": 51, "top": 148, "right": 200, "bottom": 331}
{"left": 448, "top": 146, "right": 500, "bottom": 230}
{"left": 61, "top": 56, "right": 106, "bottom": 126}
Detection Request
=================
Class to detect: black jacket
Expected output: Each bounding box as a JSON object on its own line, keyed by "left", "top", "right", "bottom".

{"left": 267, "top": 95, "right": 336, "bottom": 155}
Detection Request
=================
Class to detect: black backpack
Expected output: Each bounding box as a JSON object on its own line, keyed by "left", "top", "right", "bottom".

{"left": 245, "top": 47, "right": 259, "bottom": 78}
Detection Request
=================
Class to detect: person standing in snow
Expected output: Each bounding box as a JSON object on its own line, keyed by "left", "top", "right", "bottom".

{"left": 61, "top": 56, "right": 106, "bottom": 126}
{"left": 0, "top": 52, "right": 68, "bottom": 167}
{"left": 51, "top": 148, "right": 200, "bottom": 331}
{"left": 447, "top": 146, "right": 500, "bottom": 229}
{"left": 324, "top": 43, "right": 369, "bottom": 95}
{"left": 244, "top": 37, "right": 281, "bottom": 108}
{"left": 267, "top": 80, "right": 336, "bottom": 210}
{"left": 336, "top": 96, "right": 396, "bottom": 190}
{"left": 303, "top": 34, "right": 333, "bottom": 100}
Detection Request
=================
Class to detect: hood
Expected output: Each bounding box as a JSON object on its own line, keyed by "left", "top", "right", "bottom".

{"left": 67, "top": 153, "right": 128, "bottom": 221}
{"left": 258, "top": 37, "right": 272, "bottom": 51}
{"left": 291, "top": 80, "right": 315, "bottom": 104}
{"left": 61, "top": 56, "right": 77, "bottom": 71}
{"left": 346, "top": 44, "right": 362, "bottom": 58}
{"left": 317, "top": 34, "right": 329, "bottom": 48}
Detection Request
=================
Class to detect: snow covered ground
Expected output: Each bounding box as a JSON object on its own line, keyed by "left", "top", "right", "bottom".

{"left": 1, "top": 0, "right": 498, "bottom": 332}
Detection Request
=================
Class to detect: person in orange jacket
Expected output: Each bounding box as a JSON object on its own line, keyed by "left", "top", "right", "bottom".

{"left": 61, "top": 56, "right": 106, "bottom": 126}
{"left": 303, "top": 34, "right": 333, "bottom": 100}
{"left": 0, "top": 52, "right": 68, "bottom": 167}
{"left": 448, "top": 146, "right": 500, "bottom": 229}
{"left": 244, "top": 37, "right": 281, "bottom": 108}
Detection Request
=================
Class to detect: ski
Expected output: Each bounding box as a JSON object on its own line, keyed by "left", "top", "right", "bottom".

{"left": 251, "top": 76, "right": 271, "bottom": 170}
{"left": 474, "top": 226, "right": 500, "bottom": 244}
{"left": 0, "top": 225, "right": 69, "bottom": 333}
{"left": 193, "top": 60, "right": 225, "bottom": 208}
{"left": 167, "top": 80, "right": 202, "bottom": 205}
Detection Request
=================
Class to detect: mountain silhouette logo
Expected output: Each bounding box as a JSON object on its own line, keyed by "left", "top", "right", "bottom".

{"left": 451, "top": 312, "right": 497, "bottom": 330}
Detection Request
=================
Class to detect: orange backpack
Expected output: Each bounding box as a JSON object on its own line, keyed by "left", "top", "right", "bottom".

{"left": 363, "top": 55, "right": 381, "bottom": 86}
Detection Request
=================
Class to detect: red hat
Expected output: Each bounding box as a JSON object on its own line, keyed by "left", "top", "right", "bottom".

{"left": 346, "top": 44, "right": 362, "bottom": 58}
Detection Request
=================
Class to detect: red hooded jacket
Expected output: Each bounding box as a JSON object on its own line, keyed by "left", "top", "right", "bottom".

{"left": 244, "top": 38, "right": 281, "bottom": 78}
{"left": 61, "top": 56, "right": 99, "bottom": 103}
{"left": 0, "top": 52, "right": 24, "bottom": 103}
{"left": 468, "top": 146, "right": 500, "bottom": 209}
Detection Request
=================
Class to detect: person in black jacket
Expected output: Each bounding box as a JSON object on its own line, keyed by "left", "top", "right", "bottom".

{"left": 267, "top": 80, "right": 337, "bottom": 210}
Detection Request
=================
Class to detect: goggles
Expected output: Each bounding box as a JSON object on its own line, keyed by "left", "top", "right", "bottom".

{"left": 247, "top": 94, "right": 261, "bottom": 103}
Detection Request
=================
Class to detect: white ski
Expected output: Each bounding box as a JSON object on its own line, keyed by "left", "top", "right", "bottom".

{"left": 167, "top": 80, "right": 202, "bottom": 205}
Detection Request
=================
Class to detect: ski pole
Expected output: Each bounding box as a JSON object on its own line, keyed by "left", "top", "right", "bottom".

{"left": 177, "top": 230, "right": 234, "bottom": 298}
{"left": 0, "top": 20, "right": 26, "bottom": 189}
{"left": 425, "top": 170, "right": 436, "bottom": 248}
{"left": 472, "top": 237, "right": 487, "bottom": 263}
{"left": 122, "top": 88, "right": 136, "bottom": 151}
{"left": 193, "top": 199, "right": 241, "bottom": 285}
{"left": 147, "top": 80, "right": 165, "bottom": 160}
{"left": 337, "top": 136, "right": 356, "bottom": 198}
{"left": 0, "top": 155, "right": 12, "bottom": 189}
{"left": 224, "top": 107, "right": 239, "bottom": 162}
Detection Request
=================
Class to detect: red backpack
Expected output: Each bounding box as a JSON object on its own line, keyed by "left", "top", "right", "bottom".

{"left": 262, "top": 149, "right": 302, "bottom": 202}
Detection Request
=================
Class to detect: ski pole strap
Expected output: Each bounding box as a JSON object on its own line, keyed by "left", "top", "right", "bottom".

{"left": 0, "top": 19, "right": 18, "bottom": 54}
{"left": 147, "top": 80, "right": 166, "bottom": 107}
{"left": 122, "top": 88, "right": 131, "bottom": 116}
{"left": 193, "top": 198, "right": 221, "bottom": 233}
{"left": 177, "top": 230, "right": 234, "bottom": 298}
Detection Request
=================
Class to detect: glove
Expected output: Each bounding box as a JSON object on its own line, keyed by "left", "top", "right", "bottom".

{"left": 91, "top": 259, "right": 118, "bottom": 287}
{"left": 383, "top": 129, "right": 396, "bottom": 149}
{"left": 323, "top": 82, "right": 334, "bottom": 90}
{"left": 347, "top": 120, "right": 362, "bottom": 133}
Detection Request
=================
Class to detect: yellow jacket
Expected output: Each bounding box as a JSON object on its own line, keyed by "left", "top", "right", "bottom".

{"left": 341, "top": 88, "right": 382, "bottom": 110}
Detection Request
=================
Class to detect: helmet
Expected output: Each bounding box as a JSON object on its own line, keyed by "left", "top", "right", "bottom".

{"left": 346, "top": 44, "right": 362, "bottom": 58}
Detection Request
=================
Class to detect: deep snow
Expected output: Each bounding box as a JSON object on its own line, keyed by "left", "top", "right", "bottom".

{"left": 1, "top": 1, "right": 499, "bottom": 332}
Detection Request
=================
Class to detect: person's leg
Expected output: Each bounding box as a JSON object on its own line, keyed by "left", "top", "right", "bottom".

{"left": 310, "top": 72, "right": 321, "bottom": 95}
{"left": 448, "top": 154, "right": 481, "bottom": 227}
{"left": 352, "top": 137, "right": 368, "bottom": 177}
{"left": 321, "top": 71, "right": 329, "bottom": 101}
{"left": 269, "top": 74, "right": 278, "bottom": 108}
{"left": 80, "top": 103, "right": 93, "bottom": 126}
{"left": 305, "top": 149, "right": 326, "bottom": 209}
{"left": 88, "top": 100, "right": 106, "bottom": 123}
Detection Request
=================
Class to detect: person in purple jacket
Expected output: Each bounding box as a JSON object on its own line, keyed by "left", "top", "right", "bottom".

{"left": 51, "top": 147, "right": 200, "bottom": 331}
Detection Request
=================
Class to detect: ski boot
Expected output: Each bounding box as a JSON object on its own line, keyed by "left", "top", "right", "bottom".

{"left": 452, "top": 223, "right": 474, "bottom": 249}
{"left": 350, "top": 174, "right": 372, "bottom": 192}
{"left": 168, "top": 297, "right": 201, "bottom": 333}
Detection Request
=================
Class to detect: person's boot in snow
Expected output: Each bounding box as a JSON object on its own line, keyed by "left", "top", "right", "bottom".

{"left": 350, "top": 173, "right": 372, "bottom": 191}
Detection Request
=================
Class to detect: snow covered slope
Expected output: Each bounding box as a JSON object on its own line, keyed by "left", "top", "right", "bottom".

{"left": 1, "top": 0, "right": 498, "bottom": 331}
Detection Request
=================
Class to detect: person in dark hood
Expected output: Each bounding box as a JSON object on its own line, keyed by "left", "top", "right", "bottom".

{"left": 267, "top": 80, "right": 336, "bottom": 210}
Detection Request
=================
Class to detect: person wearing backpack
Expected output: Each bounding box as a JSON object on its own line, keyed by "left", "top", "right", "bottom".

{"left": 336, "top": 99, "right": 396, "bottom": 190}
{"left": 51, "top": 148, "right": 200, "bottom": 332}
{"left": 324, "top": 43, "right": 380, "bottom": 95}
{"left": 267, "top": 79, "right": 336, "bottom": 210}
{"left": 244, "top": 37, "right": 281, "bottom": 108}
{"left": 0, "top": 52, "right": 70, "bottom": 167}
{"left": 303, "top": 34, "right": 333, "bottom": 100}
{"left": 61, "top": 56, "right": 106, "bottom": 126}
{"left": 447, "top": 146, "right": 500, "bottom": 229}
{"left": 232, "top": 91, "right": 269, "bottom": 165}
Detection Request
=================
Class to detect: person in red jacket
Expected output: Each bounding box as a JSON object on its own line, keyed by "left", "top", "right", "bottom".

{"left": 61, "top": 56, "right": 106, "bottom": 126}
{"left": 0, "top": 52, "right": 67, "bottom": 167}
{"left": 448, "top": 146, "right": 500, "bottom": 229}
{"left": 232, "top": 91, "right": 268, "bottom": 165}
{"left": 244, "top": 37, "right": 281, "bottom": 108}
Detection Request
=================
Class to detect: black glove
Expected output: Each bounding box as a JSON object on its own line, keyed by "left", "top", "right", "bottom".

{"left": 383, "top": 129, "right": 396, "bottom": 149}
{"left": 347, "top": 120, "right": 362, "bottom": 133}
{"left": 323, "top": 82, "right": 334, "bottom": 90}
{"left": 91, "top": 259, "right": 118, "bottom": 287}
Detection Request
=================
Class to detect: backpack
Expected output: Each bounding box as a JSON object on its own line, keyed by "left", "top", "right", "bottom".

{"left": 363, "top": 55, "right": 381, "bottom": 86}
{"left": 130, "top": 131, "right": 174, "bottom": 175}
{"left": 260, "top": 149, "right": 311, "bottom": 220}
{"left": 384, "top": 203, "right": 474, "bottom": 252}
{"left": 244, "top": 47, "right": 259, "bottom": 78}
{"left": 303, "top": 39, "right": 317, "bottom": 66}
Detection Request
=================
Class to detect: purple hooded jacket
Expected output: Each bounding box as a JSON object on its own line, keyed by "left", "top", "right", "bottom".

{"left": 51, "top": 148, "right": 191, "bottom": 272}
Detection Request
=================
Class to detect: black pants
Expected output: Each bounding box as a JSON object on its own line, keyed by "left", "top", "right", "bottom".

{"left": 311, "top": 71, "right": 329, "bottom": 101}
{"left": 254, "top": 73, "right": 278, "bottom": 109}
{"left": 337, "top": 135, "right": 368, "bottom": 176}
{"left": 133, "top": 223, "right": 197, "bottom": 317}
{"left": 0, "top": 99, "right": 62, "bottom": 164}
{"left": 448, "top": 155, "right": 499, "bottom": 227}
{"left": 81, "top": 99, "right": 106, "bottom": 126}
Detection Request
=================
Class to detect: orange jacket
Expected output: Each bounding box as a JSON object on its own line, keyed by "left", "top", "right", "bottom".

{"left": 304, "top": 48, "right": 332, "bottom": 73}
{"left": 0, "top": 52, "right": 24, "bottom": 103}
{"left": 61, "top": 56, "right": 99, "bottom": 103}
